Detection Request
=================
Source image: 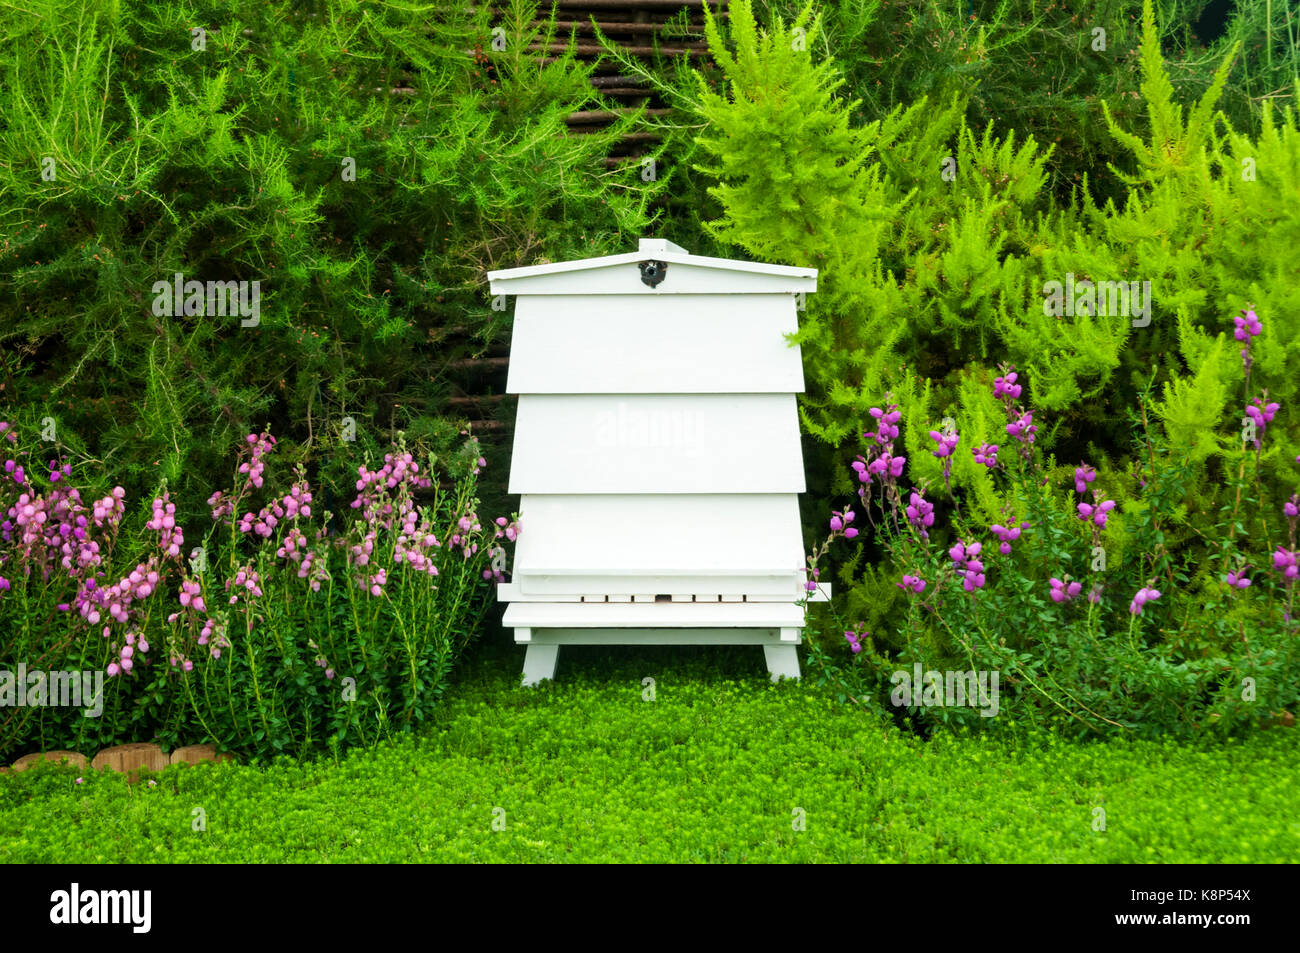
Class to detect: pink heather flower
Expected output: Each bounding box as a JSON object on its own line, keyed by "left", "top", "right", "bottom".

{"left": 1285, "top": 495, "right": 1299, "bottom": 519}
{"left": 493, "top": 517, "right": 519, "bottom": 543}
{"left": 237, "top": 432, "right": 277, "bottom": 489}
{"left": 281, "top": 471, "right": 314, "bottom": 519}
{"left": 208, "top": 490, "right": 234, "bottom": 522}
{"left": 1049, "top": 577, "right": 1083, "bottom": 603}
{"left": 1273, "top": 547, "right": 1298, "bottom": 580}
{"left": 1077, "top": 499, "right": 1116, "bottom": 529}
{"left": 867, "top": 453, "right": 906, "bottom": 479}
{"left": 1225, "top": 571, "right": 1251, "bottom": 589}
{"left": 144, "top": 491, "right": 183, "bottom": 556}
{"left": 929, "top": 430, "right": 959, "bottom": 458}
{"left": 107, "top": 661, "right": 121, "bottom": 677}
{"left": 867, "top": 405, "right": 902, "bottom": 444}
{"left": 962, "top": 569, "right": 986, "bottom": 591}
{"left": 949, "top": 540, "right": 981, "bottom": 568}
{"left": 1006, "top": 411, "right": 1037, "bottom": 445}
{"left": 844, "top": 630, "right": 863, "bottom": 654}
{"left": 897, "top": 575, "right": 926, "bottom": 594}
{"left": 830, "top": 515, "right": 843, "bottom": 532}
{"left": 1232, "top": 309, "right": 1262, "bottom": 341}
{"left": 993, "top": 372, "right": 1022, "bottom": 401}
{"left": 972, "top": 443, "right": 999, "bottom": 468}
{"left": 1129, "top": 587, "right": 1162, "bottom": 615}
{"left": 991, "top": 523, "right": 1025, "bottom": 556}
{"left": 904, "top": 491, "right": 934, "bottom": 538}
{"left": 1074, "top": 464, "right": 1097, "bottom": 494}
{"left": 1244, "top": 398, "right": 1279, "bottom": 444}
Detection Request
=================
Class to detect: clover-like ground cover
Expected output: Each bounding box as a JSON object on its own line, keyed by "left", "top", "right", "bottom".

{"left": 1, "top": 639, "right": 1295, "bottom": 864}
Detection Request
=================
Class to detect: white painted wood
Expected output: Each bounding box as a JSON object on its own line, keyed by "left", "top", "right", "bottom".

{"left": 513, "top": 627, "right": 802, "bottom": 685}
{"left": 763, "top": 645, "right": 801, "bottom": 681}
{"left": 508, "top": 394, "right": 805, "bottom": 494}
{"left": 495, "top": 237, "right": 820, "bottom": 683}
{"left": 515, "top": 628, "right": 798, "bottom": 646}
{"left": 517, "top": 573, "right": 802, "bottom": 598}
{"left": 487, "top": 247, "right": 816, "bottom": 296}
{"left": 503, "top": 600, "right": 805, "bottom": 629}
{"left": 511, "top": 494, "right": 803, "bottom": 586}
{"left": 521, "top": 644, "right": 559, "bottom": 686}
{"left": 495, "top": 582, "right": 581, "bottom": 602}
{"left": 507, "top": 295, "right": 803, "bottom": 394}
{"left": 503, "top": 581, "right": 810, "bottom": 600}
{"left": 638, "top": 238, "right": 687, "bottom": 255}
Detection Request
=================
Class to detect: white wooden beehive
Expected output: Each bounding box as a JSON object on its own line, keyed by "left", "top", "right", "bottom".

{"left": 487, "top": 238, "right": 827, "bottom": 685}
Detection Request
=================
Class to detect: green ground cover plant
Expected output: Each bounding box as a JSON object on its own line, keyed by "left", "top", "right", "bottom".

{"left": 0, "top": 641, "right": 1295, "bottom": 863}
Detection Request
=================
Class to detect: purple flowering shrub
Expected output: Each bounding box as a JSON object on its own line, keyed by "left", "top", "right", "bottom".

{"left": 801, "top": 353, "right": 1300, "bottom": 738}
{"left": 0, "top": 420, "right": 517, "bottom": 761}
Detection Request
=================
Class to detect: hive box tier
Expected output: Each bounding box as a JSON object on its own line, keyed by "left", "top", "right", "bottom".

{"left": 502, "top": 494, "right": 806, "bottom": 600}
{"left": 508, "top": 394, "right": 805, "bottom": 495}
{"left": 507, "top": 293, "right": 804, "bottom": 394}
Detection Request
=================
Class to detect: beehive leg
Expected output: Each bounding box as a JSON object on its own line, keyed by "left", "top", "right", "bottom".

{"left": 763, "top": 643, "right": 801, "bottom": 682}
{"left": 521, "top": 643, "right": 560, "bottom": 687}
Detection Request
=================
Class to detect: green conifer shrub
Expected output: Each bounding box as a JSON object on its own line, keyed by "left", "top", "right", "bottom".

{"left": 0, "top": 0, "right": 663, "bottom": 527}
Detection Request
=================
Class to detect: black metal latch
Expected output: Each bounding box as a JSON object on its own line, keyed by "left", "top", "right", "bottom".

{"left": 639, "top": 260, "right": 668, "bottom": 288}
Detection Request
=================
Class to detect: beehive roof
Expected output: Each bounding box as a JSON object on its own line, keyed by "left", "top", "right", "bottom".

{"left": 487, "top": 238, "right": 817, "bottom": 295}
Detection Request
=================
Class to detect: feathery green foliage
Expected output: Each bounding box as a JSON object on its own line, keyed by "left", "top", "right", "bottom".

{"left": 0, "top": 0, "right": 663, "bottom": 525}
